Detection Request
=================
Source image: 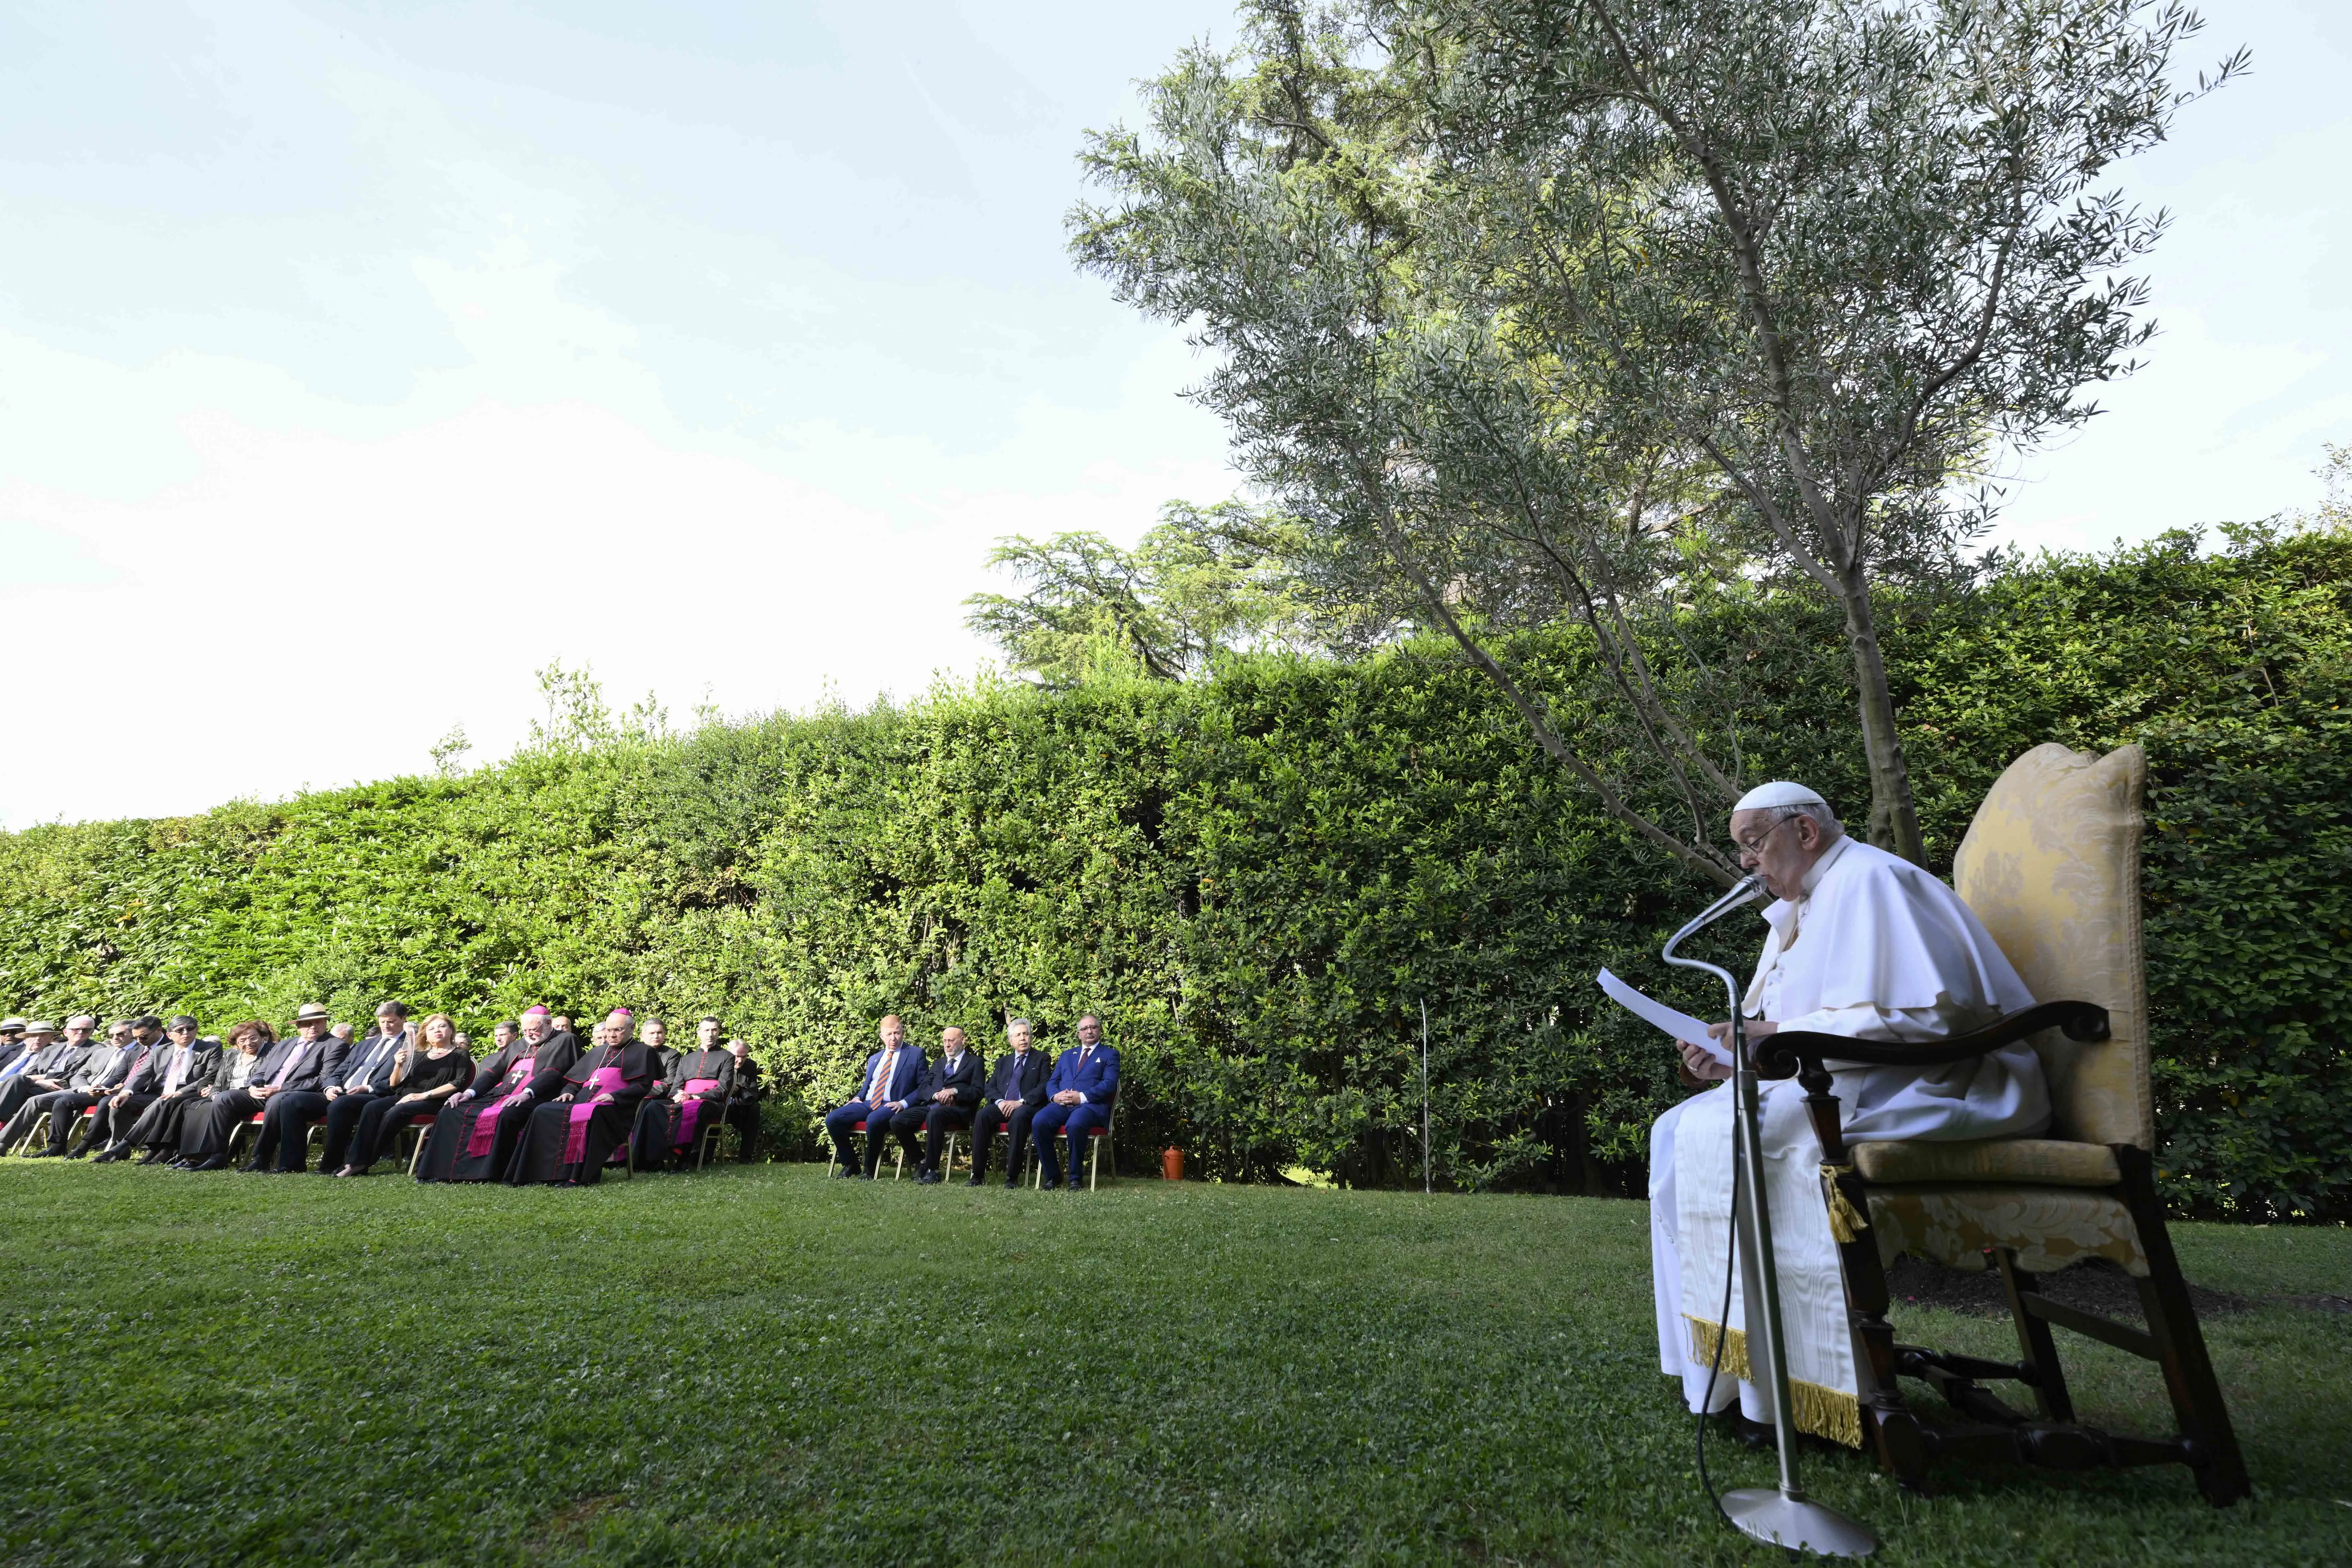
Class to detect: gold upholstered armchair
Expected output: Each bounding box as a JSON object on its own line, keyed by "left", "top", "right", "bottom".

{"left": 1761, "top": 743, "right": 2250, "bottom": 1505}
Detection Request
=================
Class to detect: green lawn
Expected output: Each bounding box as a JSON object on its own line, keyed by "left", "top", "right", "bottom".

{"left": 0, "top": 1161, "right": 2344, "bottom": 1566}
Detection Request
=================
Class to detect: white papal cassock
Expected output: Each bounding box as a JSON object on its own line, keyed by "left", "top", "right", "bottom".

{"left": 1650, "top": 834, "right": 2046, "bottom": 1445}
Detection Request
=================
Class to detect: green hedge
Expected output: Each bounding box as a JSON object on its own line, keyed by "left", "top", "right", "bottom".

{"left": 2, "top": 527, "right": 2345, "bottom": 1218}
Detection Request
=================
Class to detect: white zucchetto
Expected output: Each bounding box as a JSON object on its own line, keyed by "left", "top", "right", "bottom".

{"left": 1732, "top": 780, "right": 1830, "bottom": 812}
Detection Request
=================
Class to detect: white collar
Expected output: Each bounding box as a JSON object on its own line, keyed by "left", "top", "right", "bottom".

{"left": 1798, "top": 834, "right": 1852, "bottom": 898}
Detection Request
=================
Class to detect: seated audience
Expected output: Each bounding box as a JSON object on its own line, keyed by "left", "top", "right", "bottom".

{"left": 304, "top": 1003, "right": 417, "bottom": 1173}
{"left": 630, "top": 1015, "right": 735, "bottom": 1172}
{"left": 967, "top": 1017, "right": 1050, "bottom": 1187}
{"left": 891, "top": 1024, "right": 981, "bottom": 1185}
{"left": 0, "top": 1017, "right": 26, "bottom": 1072}
{"left": 257, "top": 1002, "right": 411, "bottom": 1174}
{"left": 414, "top": 1006, "right": 579, "bottom": 1182}
{"left": 7, "top": 1016, "right": 155, "bottom": 1157}
{"left": 158, "top": 1024, "right": 270, "bottom": 1167}
{"left": 1030, "top": 1014, "right": 1120, "bottom": 1191}
{"left": 0, "top": 1018, "right": 91, "bottom": 1126}
{"left": 507, "top": 1010, "right": 658, "bottom": 1185}
{"left": 823, "top": 1015, "right": 923, "bottom": 1179}
{"left": 722, "top": 1036, "right": 765, "bottom": 1163}
{"left": 180, "top": 1005, "right": 335, "bottom": 1172}
{"left": 333, "top": 1014, "right": 475, "bottom": 1175}
{"left": 643, "top": 1017, "right": 679, "bottom": 1078}
{"left": 87, "top": 1016, "right": 213, "bottom": 1161}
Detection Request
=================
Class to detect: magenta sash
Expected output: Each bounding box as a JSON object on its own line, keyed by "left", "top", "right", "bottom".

{"left": 561, "top": 1067, "right": 628, "bottom": 1165}
{"left": 465, "top": 1058, "right": 538, "bottom": 1158}
{"left": 672, "top": 1078, "right": 722, "bottom": 1149}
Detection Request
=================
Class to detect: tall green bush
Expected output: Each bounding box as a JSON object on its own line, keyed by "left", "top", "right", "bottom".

{"left": 1, "top": 529, "right": 2344, "bottom": 1218}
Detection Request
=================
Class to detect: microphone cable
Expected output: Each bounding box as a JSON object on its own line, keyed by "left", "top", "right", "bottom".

{"left": 1693, "top": 1116, "right": 1744, "bottom": 1532}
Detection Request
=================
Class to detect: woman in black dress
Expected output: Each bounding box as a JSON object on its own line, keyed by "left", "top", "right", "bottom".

{"left": 332, "top": 1014, "right": 474, "bottom": 1176}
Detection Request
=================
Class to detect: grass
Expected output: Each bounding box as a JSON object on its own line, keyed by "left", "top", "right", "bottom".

{"left": 0, "top": 1161, "right": 2345, "bottom": 1566}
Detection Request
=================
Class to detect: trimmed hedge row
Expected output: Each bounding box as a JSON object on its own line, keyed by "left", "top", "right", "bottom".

{"left": 1, "top": 527, "right": 2345, "bottom": 1217}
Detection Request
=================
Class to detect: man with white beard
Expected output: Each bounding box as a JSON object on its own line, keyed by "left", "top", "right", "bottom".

{"left": 1650, "top": 782, "right": 2047, "bottom": 1448}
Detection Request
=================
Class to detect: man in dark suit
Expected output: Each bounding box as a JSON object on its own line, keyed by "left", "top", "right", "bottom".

{"left": 266, "top": 1002, "right": 411, "bottom": 1173}
{"left": 823, "top": 1014, "right": 925, "bottom": 1179}
{"left": 891, "top": 1025, "right": 981, "bottom": 1184}
{"left": 0, "top": 1018, "right": 91, "bottom": 1126}
{"left": 721, "top": 1033, "right": 764, "bottom": 1162}
{"left": 0, "top": 1018, "right": 26, "bottom": 1073}
{"left": 180, "top": 1004, "right": 336, "bottom": 1171}
{"left": 86, "top": 1016, "right": 214, "bottom": 1160}
{"left": 967, "top": 1017, "right": 1050, "bottom": 1188}
{"left": 6, "top": 1016, "right": 150, "bottom": 1155}
{"left": 1029, "top": 1014, "right": 1120, "bottom": 1191}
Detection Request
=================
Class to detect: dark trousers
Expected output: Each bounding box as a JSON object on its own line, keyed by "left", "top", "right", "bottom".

{"left": 889, "top": 1103, "right": 969, "bottom": 1171}
{"left": 122, "top": 1089, "right": 205, "bottom": 1152}
{"left": 0, "top": 1077, "right": 62, "bottom": 1127}
{"left": 724, "top": 1098, "right": 760, "bottom": 1162}
{"left": 79, "top": 1092, "right": 156, "bottom": 1151}
{"left": 251, "top": 1090, "right": 335, "bottom": 1170}
{"left": 824, "top": 1101, "right": 880, "bottom": 1172}
{"left": 969, "top": 1101, "right": 1037, "bottom": 1182}
{"left": 317, "top": 1091, "right": 393, "bottom": 1170}
{"left": 1, "top": 1089, "right": 94, "bottom": 1152}
{"left": 184, "top": 1088, "right": 267, "bottom": 1159}
{"left": 347, "top": 1094, "right": 435, "bottom": 1170}
{"left": 1030, "top": 1101, "right": 1111, "bottom": 1186}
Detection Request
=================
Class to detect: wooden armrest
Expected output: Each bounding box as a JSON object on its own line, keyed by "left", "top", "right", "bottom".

{"left": 1756, "top": 1001, "right": 2108, "bottom": 1078}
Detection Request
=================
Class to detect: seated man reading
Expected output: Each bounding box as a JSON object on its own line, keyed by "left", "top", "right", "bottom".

{"left": 1650, "top": 782, "right": 2045, "bottom": 1449}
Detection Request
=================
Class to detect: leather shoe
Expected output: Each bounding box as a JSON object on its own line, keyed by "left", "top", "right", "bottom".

{"left": 136, "top": 1151, "right": 171, "bottom": 1166}
{"left": 26, "top": 1148, "right": 65, "bottom": 1158}
{"left": 965, "top": 1175, "right": 987, "bottom": 1188}
{"left": 92, "top": 1147, "right": 129, "bottom": 1164}
{"left": 185, "top": 1157, "right": 230, "bottom": 1172}
{"left": 830, "top": 1166, "right": 859, "bottom": 1179}
{"left": 1038, "top": 1176, "right": 1061, "bottom": 1191}
{"left": 236, "top": 1162, "right": 266, "bottom": 1174}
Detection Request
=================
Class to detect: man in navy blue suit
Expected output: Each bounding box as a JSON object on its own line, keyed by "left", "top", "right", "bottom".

{"left": 1029, "top": 1014, "right": 1118, "bottom": 1190}
{"left": 824, "top": 1015, "right": 925, "bottom": 1179}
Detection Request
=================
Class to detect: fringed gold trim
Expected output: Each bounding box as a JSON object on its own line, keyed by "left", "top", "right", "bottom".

{"left": 1684, "top": 1316, "right": 1864, "bottom": 1449}
{"left": 1686, "top": 1315, "right": 1753, "bottom": 1380}
{"left": 1788, "top": 1378, "right": 1864, "bottom": 1449}
{"left": 1819, "top": 1163, "right": 1869, "bottom": 1242}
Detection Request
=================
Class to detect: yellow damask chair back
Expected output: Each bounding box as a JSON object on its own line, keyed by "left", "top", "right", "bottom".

{"left": 1796, "top": 742, "right": 2248, "bottom": 1506}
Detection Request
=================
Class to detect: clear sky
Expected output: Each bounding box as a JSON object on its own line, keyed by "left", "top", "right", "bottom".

{"left": 1, "top": 0, "right": 2345, "bottom": 829}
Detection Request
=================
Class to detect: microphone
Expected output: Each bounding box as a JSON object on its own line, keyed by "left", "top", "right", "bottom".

{"left": 1664, "top": 873, "right": 1767, "bottom": 953}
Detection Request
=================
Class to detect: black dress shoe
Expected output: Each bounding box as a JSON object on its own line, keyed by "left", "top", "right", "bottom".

{"left": 965, "top": 1174, "right": 987, "bottom": 1187}
{"left": 136, "top": 1151, "right": 171, "bottom": 1166}
{"left": 186, "top": 1157, "right": 230, "bottom": 1172}
{"left": 26, "top": 1148, "right": 65, "bottom": 1158}
{"left": 1037, "top": 1176, "right": 1061, "bottom": 1191}
{"left": 92, "top": 1148, "right": 129, "bottom": 1164}
{"left": 236, "top": 1162, "right": 266, "bottom": 1174}
{"left": 830, "top": 1166, "right": 859, "bottom": 1179}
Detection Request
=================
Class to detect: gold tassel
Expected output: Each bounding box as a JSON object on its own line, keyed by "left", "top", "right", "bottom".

{"left": 1820, "top": 1163, "right": 1869, "bottom": 1243}
{"left": 1684, "top": 1318, "right": 1864, "bottom": 1449}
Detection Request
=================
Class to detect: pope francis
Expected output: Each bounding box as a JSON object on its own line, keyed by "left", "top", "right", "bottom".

{"left": 1650, "top": 781, "right": 2047, "bottom": 1446}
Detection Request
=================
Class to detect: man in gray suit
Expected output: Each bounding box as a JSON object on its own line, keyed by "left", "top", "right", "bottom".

{"left": 6, "top": 1017, "right": 154, "bottom": 1156}
{"left": 85, "top": 1016, "right": 214, "bottom": 1160}
{"left": 0, "top": 1017, "right": 97, "bottom": 1136}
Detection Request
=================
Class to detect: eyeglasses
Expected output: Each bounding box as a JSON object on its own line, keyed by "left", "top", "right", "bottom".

{"left": 1732, "top": 815, "right": 1798, "bottom": 857}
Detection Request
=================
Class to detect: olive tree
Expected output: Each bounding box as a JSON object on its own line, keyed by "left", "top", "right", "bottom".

{"left": 1074, "top": 0, "right": 2238, "bottom": 874}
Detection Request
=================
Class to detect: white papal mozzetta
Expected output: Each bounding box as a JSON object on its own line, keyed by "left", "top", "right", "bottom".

{"left": 1650, "top": 782, "right": 2046, "bottom": 1445}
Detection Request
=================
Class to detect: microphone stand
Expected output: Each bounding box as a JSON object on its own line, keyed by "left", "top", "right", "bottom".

{"left": 1664, "top": 875, "right": 1876, "bottom": 1558}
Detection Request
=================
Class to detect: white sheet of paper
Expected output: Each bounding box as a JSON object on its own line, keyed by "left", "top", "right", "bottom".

{"left": 1597, "top": 969, "right": 1732, "bottom": 1066}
